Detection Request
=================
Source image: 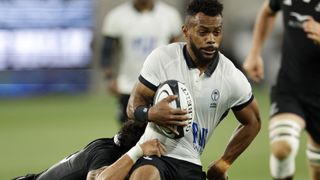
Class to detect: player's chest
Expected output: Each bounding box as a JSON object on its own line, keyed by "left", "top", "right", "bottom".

{"left": 282, "top": 0, "right": 320, "bottom": 17}
{"left": 169, "top": 69, "right": 230, "bottom": 111}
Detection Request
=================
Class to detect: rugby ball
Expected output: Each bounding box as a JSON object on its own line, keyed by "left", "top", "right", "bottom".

{"left": 153, "top": 80, "right": 194, "bottom": 139}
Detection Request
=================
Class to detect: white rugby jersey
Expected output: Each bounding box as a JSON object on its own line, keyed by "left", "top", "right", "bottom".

{"left": 138, "top": 42, "right": 253, "bottom": 165}
{"left": 102, "top": 1, "right": 182, "bottom": 94}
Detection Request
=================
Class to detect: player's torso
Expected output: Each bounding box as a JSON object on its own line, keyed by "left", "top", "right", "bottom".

{"left": 143, "top": 43, "right": 236, "bottom": 165}
{"left": 276, "top": 0, "right": 320, "bottom": 92}
{"left": 115, "top": 3, "right": 176, "bottom": 93}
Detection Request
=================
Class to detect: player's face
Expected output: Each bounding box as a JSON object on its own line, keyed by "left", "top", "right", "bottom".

{"left": 183, "top": 13, "right": 223, "bottom": 65}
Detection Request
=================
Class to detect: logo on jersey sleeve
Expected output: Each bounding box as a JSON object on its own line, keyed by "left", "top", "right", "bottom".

{"left": 210, "top": 89, "right": 220, "bottom": 108}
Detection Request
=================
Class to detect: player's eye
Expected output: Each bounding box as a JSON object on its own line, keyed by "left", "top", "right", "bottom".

{"left": 213, "top": 27, "right": 222, "bottom": 36}
{"left": 213, "top": 30, "right": 221, "bottom": 36}
{"left": 198, "top": 30, "right": 207, "bottom": 36}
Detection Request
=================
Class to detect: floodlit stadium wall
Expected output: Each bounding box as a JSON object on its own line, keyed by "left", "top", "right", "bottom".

{"left": 0, "top": 0, "right": 94, "bottom": 97}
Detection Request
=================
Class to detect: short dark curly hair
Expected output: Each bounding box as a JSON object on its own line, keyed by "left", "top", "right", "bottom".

{"left": 118, "top": 120, "right": 147, "bottom": 151}
{"left": 187, "top": 0, "right": 223, "bottom": 17}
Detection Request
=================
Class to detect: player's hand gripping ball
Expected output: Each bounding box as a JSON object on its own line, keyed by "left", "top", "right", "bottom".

{"left": 154, "top": 80, "right": 194, "bottom": 138}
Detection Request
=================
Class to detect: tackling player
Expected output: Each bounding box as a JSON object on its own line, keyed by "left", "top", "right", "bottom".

{"left": 13, "top": 121, "right": 165, "bottom": 180}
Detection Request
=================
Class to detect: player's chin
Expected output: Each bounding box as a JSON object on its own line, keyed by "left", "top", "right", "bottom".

{"left": 200, "top": 54, "right": 215, "bottom": 62}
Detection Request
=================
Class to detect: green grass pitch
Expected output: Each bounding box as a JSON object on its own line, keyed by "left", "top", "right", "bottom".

{"left": 0, "top": 87, "right": 309, "bottom": 179}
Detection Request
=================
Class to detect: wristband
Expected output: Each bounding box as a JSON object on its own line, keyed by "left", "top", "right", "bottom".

{"left": 126, "top": 144, "right": 143, "bottom": 163}
{"left": 134, "top": 105, "right": 149, "bottom": 122}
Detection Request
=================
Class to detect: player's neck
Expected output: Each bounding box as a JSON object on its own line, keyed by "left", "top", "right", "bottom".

{"left": 186, "top": 46, "right": 211, "bottom": 75}
{"left": 133, "top": 2, "right": 154, "bottom": 12}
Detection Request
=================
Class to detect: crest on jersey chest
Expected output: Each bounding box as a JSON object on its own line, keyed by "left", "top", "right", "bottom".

{"left": 210, "top": 89, "right": 220, "bottom": 108}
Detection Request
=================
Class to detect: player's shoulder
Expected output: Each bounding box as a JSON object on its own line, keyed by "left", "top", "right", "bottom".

{"left": 85, "top": 138, "right": 116, "bottom": 148}
{"left": 107, "top": 2, "right": 132, "bottom": 17}
{"left": 218, "top": 52, "right": 247, "bottom": 81}
{"left": 218, "top": 53, "right": 236, "bottom": 71}
{"left": 155, "top": 1, "right": 180, "bottom": 15}
{"left": 156, "top": 1, "right": 179, "bottom": 11}
{"left": 152, "top": 42, "right": 184, "bottom": 59}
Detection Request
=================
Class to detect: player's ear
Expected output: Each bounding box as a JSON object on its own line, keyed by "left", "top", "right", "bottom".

{"left": 182, "top": 25, "right": 188, "bottom": 39}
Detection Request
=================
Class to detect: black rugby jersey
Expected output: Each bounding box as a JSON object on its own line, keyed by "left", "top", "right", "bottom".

{"left": 36, "top": 137, "right": 125, "bottom": 180}
{"left": 269, "top": 0, "right": 320, "bottom": 94}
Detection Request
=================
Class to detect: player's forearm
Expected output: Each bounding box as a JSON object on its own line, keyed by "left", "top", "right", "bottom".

{"left": 218, "top": 99, "right": 261, "bottom": 166}
{"left": 96, "top": 155, "right": 134, "bottom": 180}
{"left": 206, "top": 123, "right": 260, "bottom": 180}
{"left": 127, "top": 82, "right": 154, "bottom": 120}
{"left": 250, "top": 1, "right": 277, "bottom": 55}
{"left": 127, "top": 91, "right": 149, "bottom": 120}
{"left": 220, "top": 120, "right": 260, "bottom": 165}
{"left": 101, "top": 36, "right": 117, "bottom": 69}
{"left": 96, "top": 145, "right": 143, "bottom": 180}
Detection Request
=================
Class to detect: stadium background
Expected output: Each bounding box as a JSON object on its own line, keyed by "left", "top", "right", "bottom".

{"left": 0, "top": 0, "right": 308, "bottom": 179}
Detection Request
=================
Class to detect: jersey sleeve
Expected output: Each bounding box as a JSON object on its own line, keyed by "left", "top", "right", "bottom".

{"left": 88, "top": 148, "right": 122, "bottom": 171}
{"left": 229, "top": 68, "right": 254, "bottom": 111}
{"left": 139, "top": 48, "right": 164, "bottom": 91}
{"left": 269, "top": 0, "right": 281, "bottom": 12}
{"left": 101, "top": 10, "right": 121, "bottom": 37}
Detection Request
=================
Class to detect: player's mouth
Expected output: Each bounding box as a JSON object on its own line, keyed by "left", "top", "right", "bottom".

{"left": 201, "top": 47, "right": 216, "bottom": 56}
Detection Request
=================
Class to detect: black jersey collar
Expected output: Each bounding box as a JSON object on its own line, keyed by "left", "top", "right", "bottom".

{"left": 183, "top": 45, "right": 219, "bottom": 77}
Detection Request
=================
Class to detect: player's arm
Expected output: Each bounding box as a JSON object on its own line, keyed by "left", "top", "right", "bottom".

{"left": 127, "top": 81, "right": 189, "bottom": 134}
{"left": 101, "top": 36, "right": 120, "bottom": 95}
{"left": 87, "top": 139, "right": 166, "bottom": 180}
{"left": 101, "top": 36, "right": 118, "bottom": 79}
{"left": 207, "top": 98, "right": 261, "bottom": 180}
{"left": 243, "top": 0, "right": 278, "bottom": 82}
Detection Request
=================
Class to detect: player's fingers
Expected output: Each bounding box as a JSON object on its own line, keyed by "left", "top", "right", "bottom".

{"left": 258, "top": 65, "right": 264, "bottom": 78}
{"left": 159, "top": 144, "right": 166, "bottom": 155}
{"left": 255, "top": 72, "right": 264, "bottom": 82}
{"left": 148, "top": 140, "right": 160, "bottom": 157}
{"left": 153, "top": 139, "right": 165, "bottom": 157}
{"left": 171, "top": 108, "right": 188, "bottom": 115}
{"left": 166, "top": 119, "right": 188, "bottom": 126}
{"left": 157, "top": 141, "right": 166, "bottom": 155}
{"left": 242, "top": 60, "right": 253, "bottom": 71}
{"left": 155, "top": 148, "right": 161, "bottom": 157}
{"left": 163, "top": 95, "right": 177, "bottom": 103}
{"left": 166, "top": 126, "right": 180, "bottom": 136}
{"left": 250, "top": 75, "right": 260, "bottom": 83}
{"left": 244, "top": 67, "right": 259, "bottom": 82}
{"left": 249, "top": 69, "right": 263, "bottom": 83}
{"left": 303, "top": 17, "right": 314, "bottom": 27}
